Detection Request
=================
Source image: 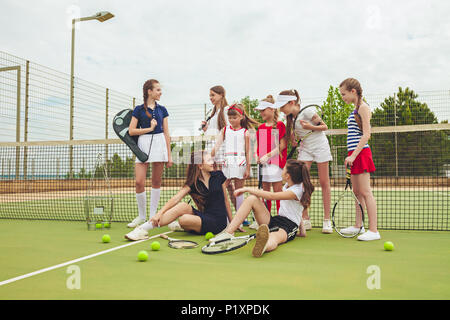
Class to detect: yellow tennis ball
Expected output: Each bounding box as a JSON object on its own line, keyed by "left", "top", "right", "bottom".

{"left": 384, "top": 241, "right": 394, "bottom": 251}
{"left": 102, "top": 234, "right": 111, "bottom": 243}
{"left": 151, "top": 241, "right": 160, "bottom": 251}
{"left": 205, "top": 232, "right": 214, "bottom": 240}
{"left": 95, "top": 223, "right": 102, "bottom": 229}
{"left": 138, "top": 250, "right": 149, "bottom": 262}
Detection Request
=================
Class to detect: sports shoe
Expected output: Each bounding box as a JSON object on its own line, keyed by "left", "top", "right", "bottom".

{"left": 322, "top": 220, "right": 333, "bottom": 234}
{"left": 124, "top": 226, "right": 149, "bottom": 241}
{"left": 168, "top": 220, "right": 184, "bottom": 232}
{"left": 252, "top": 224, "right": 270, "bottom": 257}
{"left": 357, "top": 230, "right": 381, "bottom": 241}
{"left": 127, "top": 216, "right": 146, "bottom": 228}
{"left": 304, "top": 219, "right": 312, "bottom": 231}
{"left": 340, "top": 225, "right": 365, "bottom": 235}
{"left": 209, "top": 231, "right": 234, "bottom": 243}
{"left": 249, "top": 220, "right": 259, "bottom": 230}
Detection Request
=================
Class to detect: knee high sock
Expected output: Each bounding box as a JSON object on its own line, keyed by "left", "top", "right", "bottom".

{"left": 136, "top": 191, "right": 147, "bottom": 220}
{"left": 149, "top": 188, "right": 161, "bottom": 219}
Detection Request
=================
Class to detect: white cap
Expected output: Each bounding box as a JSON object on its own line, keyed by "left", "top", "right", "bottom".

{"left": 273, "top": 94, "right": 297, "bottom": 109}
{"left": 255, "top": 100, "right": 275, "bottom": 110}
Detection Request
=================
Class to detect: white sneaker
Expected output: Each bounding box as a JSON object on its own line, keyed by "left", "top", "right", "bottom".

{"left": 357, "top": 230, "right": 381, "bottom": 241}
{"left": 340, "top": 225, "right": 365, "bottom": 235}
{"left": 168, "top": 220, "right": 184, "bottom": 232}
{"left": 209, "top": 231, "right": 234, "bottom": 243}
{"left": 127, "top": 216, "right": 146, "bottom": 228}
{"left": 322, "top": 220, "right": 333, "bottom": 234}
{"left": 304, "top": 219, "right": 312, "bottom": 231}
{"left": 124, "top": 226, "right": 149, "bottom": 241}
{"left": 249, "top": 220, "right": 259, "bottom": 230}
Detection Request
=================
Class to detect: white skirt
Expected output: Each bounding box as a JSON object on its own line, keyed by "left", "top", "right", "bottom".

{"left": 260, "top": 164, "right": 283, "bottom": 183}
{"left": 223, "top": 156, "right": 246, "bottom": 179}
{"left": 135, "top": 133, "right": 168, "bottom": 163}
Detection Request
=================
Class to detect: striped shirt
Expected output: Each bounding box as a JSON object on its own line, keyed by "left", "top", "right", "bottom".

{"left": 347, "top": 110, "right": 369, "bottom": 152}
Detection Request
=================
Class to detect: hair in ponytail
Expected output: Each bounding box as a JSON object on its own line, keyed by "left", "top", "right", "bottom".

{"left": 262, "top": 95, "right": 279, "bottom": 128}
{"left": 210, "top": 85, "right": 228, "bottom": 131}
{"left": 184, "top": 151, "right": 208, "bottom": 212}
{"left": 279, "top": 89, "right": 301, "bottom": 141}
{"left": 227, "top": 103, "right": 259, "bottom": 129}
{"left": 143, "top": 79, "right": 159, "bottom": 119}
{"left": 285, "top": 159, "right": 314, "bottom": 209}
{"left": 339, "top": 78, "right": 363, "bottom": 130}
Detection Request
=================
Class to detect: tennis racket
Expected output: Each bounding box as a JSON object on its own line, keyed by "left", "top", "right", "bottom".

{"left": 287, "top": 104, "right": 324, "bottom": 159}
{"left": 201, "top": 227, "right": 279, "bottom": 254}
{"left": 199, "top": 108, "right": 213, "bottom": 131}
{"left": 331, "top": 167, "right": 365, "bottom": 238}
{"left": 258, "top": 163, "right": 269, "bottom": 210}
{"left": 159, "top": 234, "right": 199, "bottom": 249}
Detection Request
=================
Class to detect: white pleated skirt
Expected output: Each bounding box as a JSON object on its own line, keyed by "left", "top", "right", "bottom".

{"left": 260, "top": 164, "right": 283, "bottom": 183}
{"left": 135, "top": 133, "right": 168, "bottom": 163}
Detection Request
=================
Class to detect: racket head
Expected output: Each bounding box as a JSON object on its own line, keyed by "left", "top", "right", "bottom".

{"left": 202, "top": 237, "right": 249, "bottom": 254}
{"left": 168, "top": 240, "right": 198, "bottom": 249}
{"left": 332, "top": 192, "right": 365, "bottom": 238}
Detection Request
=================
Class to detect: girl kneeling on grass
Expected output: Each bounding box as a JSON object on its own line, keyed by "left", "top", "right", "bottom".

{"left": 125, "top": 151, "right": 233, "bottom": 241}
{"left": 210, "top": 159, "right": 314, "bottom": 257}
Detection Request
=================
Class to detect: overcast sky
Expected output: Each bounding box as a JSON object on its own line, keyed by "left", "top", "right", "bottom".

{"left": 1, "top": 0, "right": 450, "bottom": 107}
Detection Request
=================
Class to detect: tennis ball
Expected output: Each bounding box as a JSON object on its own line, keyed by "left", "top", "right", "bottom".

{"left": 104, "top": 222, "right": 110, "bottom": 228}
{"left": 137, "top": 250, "right": 149, "bottom": 262}
{"left": 102, "top": 234, "right": 111, "bottom": 243}
{"left": 384, "top": 241, "right": 394, "bottom": 251}
{"left": 151, "top": 241, "right": 160, "bottom": 251}
{"left": 205, "top": 232, "right": 214, "bottom": 240}
{"left": 95, "top": 223, "right": 102, "bottom": 229}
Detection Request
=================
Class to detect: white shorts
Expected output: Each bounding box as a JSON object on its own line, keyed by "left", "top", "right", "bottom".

{"left": 135, "top": 133, "right": 168, "bottom": 163}
{"left": 260, "top": 164, "right": 283, "bottom": 183}
{"left": 297, "top": 142, "right": 332, "bottom": 163}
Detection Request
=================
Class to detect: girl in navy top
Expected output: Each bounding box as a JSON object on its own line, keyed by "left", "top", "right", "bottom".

{"left": 339, "top": 78, "right": 380, "bottom": 241}
{"left": 125, "top": 79, "right": 173, "bottom": 230}
{"left": 125, "top": 151, "right": 233, "bottom": 240}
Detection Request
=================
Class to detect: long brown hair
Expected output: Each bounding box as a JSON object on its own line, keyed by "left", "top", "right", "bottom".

{"left": 340, "top": 78, "right": 363, "bottom": 130}
{"left": 262, "top": 95, "right": 279, "bottom": 128}
{"left": 143, "top": 79, "right": 159, "bottom": 119}
{"left": 210, "top": 85, "right": 228, "bottom": 131}
{"left": 285, "top": 159, "right": 314, "bottom": 209}
{"left": 227, "top": 103, "right": 259, "bottom": 129}
{"left": 279, "top": 89, "right": 301, "bottom": 141}
{"left": 184, "top": 151, "right": 208, "bottom": 212}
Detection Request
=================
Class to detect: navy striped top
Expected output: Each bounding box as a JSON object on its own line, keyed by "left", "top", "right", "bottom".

{"left": 347, "top": 110, "right": 369, "bottom": 152}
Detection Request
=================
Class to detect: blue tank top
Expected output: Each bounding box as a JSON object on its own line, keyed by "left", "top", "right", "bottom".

{"left": 347, "top": 110, "right": 369, "bottom": 152}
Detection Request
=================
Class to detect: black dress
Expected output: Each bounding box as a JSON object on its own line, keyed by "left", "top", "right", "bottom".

{"left": 189, "top": 171, "right": 228, "bottom": 235}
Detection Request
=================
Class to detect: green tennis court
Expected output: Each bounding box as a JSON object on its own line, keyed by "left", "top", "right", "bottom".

{"left": 0, "top": 219, "right": 449, "bottom": 300}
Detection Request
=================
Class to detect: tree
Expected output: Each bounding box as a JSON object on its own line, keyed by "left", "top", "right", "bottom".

{"left": 370, "top": 87, "right": 448, "bottom": 176}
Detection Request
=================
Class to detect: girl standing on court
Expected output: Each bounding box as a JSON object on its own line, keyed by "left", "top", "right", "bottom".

{"left": 126, "top": 79, "right": 173, "bottom": 229}
{"left": 255, "top": 95, "right": 288, "bottom": 219}
{"left": 339, "top": 78, "right": 380, "bottom": 241}
{"left": 125, "top": 151, "right": 233, "bottom": 240}
{"left": 211, "top": 104, "right": 258, "bottom": 215}
{"left": 209, "top": 159, "right": 312, "bottom": 257}
{"left": 276, "top": 89, "right": 333, "bottom": 234}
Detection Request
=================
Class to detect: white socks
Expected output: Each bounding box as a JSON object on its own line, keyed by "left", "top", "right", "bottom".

{"left": 141, "top": 221, "right": 155, "bottom": 231}
{"left": 149, "top": 188, "right": 161, "bottom": 219}
{"left": 136, "top": 191, "right": 147, "bottom": 221}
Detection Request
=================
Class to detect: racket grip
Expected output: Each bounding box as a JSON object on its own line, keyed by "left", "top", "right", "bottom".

{"left": 160, "top": 234, "right": 169, "bottom": 239}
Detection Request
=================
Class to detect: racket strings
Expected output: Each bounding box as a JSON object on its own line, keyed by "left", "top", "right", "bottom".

{"left": 169, "top": 241, "right": 198, "bottom": 249}
{"left": 333, "top": 194, "right": 364, "bottom": 234}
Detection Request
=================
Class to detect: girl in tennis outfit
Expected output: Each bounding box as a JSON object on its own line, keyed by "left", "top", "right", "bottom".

{"left": 210, "top": 159, "right": 313, "bottom": 257}
{"left": 276, "top": 90, "right": 333, "bottom": 234}
{"left": 211, "top": 104, "right": 258, "bottom": 215}
{"left": 125, "top": 151, "right": 233, "bottom": 240}
{"left": 126, "top": 79, "right": 173, "bottom": 229}
{"left": 339, "top": 78, "right": 380, "bottom": 241}
{"left": 255, "top": 95, "right": 288, "bottom": 221}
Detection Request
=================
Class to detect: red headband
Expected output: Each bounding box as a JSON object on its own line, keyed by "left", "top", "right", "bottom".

{"left": 229, "top": 104, "right": 243, "bottom": 115}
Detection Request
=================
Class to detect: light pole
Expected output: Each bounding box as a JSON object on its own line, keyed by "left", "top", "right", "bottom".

{"left": 69, "top": 11, "right": 114, "bottom": 177}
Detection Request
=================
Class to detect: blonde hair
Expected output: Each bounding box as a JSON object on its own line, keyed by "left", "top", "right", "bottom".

{"left": 279, "top": 89, "right": 301, "bottom": 140}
